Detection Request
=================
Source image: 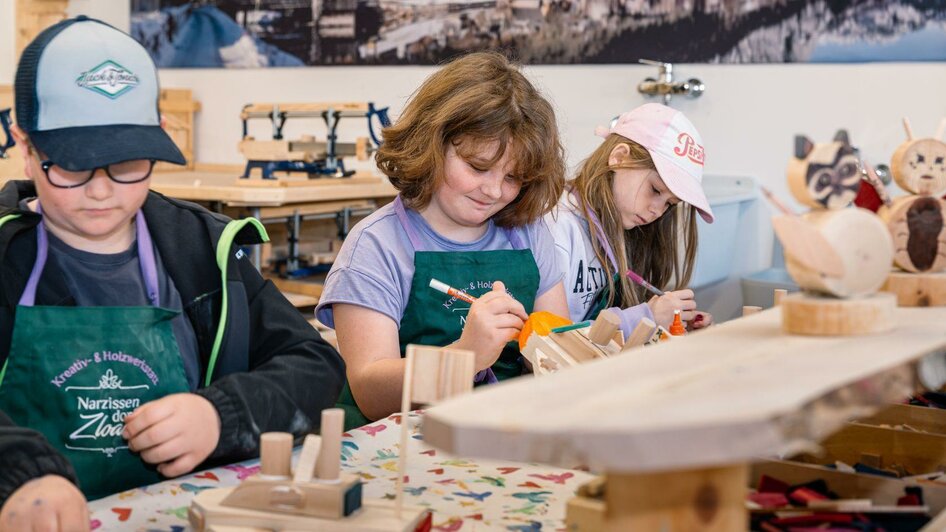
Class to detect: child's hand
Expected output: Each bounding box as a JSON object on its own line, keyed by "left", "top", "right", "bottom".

{"left": 123, "top": 393, "right": 221, "bottom": 478}
{"left": 688, "top": 311, "right": 713, "bottom": 330}
{"left": 453, "top": 281, "right": 528, "bottom": 372}
{"left": 647, "top": 289, "right": 697, "bottom": 329}
{"left": 0, "top": 475, "right": 89, "bottom": 532}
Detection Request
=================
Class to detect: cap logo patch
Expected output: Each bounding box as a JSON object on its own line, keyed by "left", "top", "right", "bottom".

{"left": 674, "top": 132, "right": 704, "bottom": 166}
{"left": 75, "top": 60, "right": 140, "bottom": 99}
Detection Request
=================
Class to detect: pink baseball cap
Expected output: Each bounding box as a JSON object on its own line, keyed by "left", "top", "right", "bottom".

{"left": 595, "top": 103, "right": 713, "bottom": 223}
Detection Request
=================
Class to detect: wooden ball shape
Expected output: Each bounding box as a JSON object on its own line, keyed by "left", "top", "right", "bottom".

{"left": 788, "top": 141, "right": 862, "bottom": 210}
{"left": 784, "top": 208, "right": 893, "bottom": 298}
{"left": 879, "top": 195, "right": 946, "bottom": 273}
{"left": 891, "top": 138, "right": 946, "bottom": 196}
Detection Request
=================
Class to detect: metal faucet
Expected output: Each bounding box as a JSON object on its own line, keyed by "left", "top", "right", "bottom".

{"left": 637, "top": 59, "right": 704, "bottom": 105}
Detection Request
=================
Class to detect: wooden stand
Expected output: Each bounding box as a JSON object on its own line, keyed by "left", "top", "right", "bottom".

{"left": 566, "top": 465, "right": 748, "bottom": 531}
{"left": 781, "top": 292, "right": 896, "bottom": 336}
{"left": 522, "top": 313, "right": 626, "bottom": 376}
{"left": 882, "top": 270, "right": 946, "bottom": 307}
{"left": 157, "top": 89, "right": 201, "bottom": 171}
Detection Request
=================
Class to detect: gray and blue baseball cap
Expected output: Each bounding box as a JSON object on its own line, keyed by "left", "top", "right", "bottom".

{"left": 15, "top": 15, "right": 185, "bottom": 171}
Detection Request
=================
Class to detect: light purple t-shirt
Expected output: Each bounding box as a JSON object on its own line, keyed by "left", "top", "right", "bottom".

{"left": 315, "top": 201, "right": 563, "bottom": 328}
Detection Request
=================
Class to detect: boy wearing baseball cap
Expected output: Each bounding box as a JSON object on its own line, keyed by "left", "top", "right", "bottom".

{"left": 0, "top": 15, "right": 344, "bottom": 524}
{"left": 544, "top": 103, "right": 714, "bottom": 334}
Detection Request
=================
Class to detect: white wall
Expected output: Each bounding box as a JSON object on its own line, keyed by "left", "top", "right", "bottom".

{"left": 6, "top": 1, "right": 946, "bottom": 316}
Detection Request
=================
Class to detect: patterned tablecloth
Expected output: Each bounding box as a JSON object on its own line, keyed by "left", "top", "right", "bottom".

{"left": 87, "top": 411, "right": 594, "bottom": 531}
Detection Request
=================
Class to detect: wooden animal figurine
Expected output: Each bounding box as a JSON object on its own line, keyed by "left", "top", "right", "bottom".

{"left": 188, "top": 408, "right": 431, "bottom": 531}
{"left": 775, "top": 131, "right": 896, "bottom": 335}
{"left": 880, "top": 119, "right": 946, "bottom": 273}
{"left": 875, "top": 118, "right": 946, "bottom": 306}
{"left": 518, "top": 310, "right": 651, "bottom": 375}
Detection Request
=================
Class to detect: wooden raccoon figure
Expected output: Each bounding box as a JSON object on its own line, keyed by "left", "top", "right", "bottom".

{"left": 881, "top": 122, "right": 946, "bottom": 273}
{"left": 787, "top": 130, "right": 862, "bottom": 210}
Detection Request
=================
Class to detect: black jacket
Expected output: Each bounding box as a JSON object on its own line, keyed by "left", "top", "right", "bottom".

{"left": 0, "top": 181, "right": 345, "bottom": 505}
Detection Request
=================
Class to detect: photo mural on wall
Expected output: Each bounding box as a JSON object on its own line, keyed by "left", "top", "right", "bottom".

{"left": 130, "top": 1, "right": 946, "bottom": 67}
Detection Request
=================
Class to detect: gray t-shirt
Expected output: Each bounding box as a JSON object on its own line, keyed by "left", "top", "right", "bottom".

{"left": 315, "top": 201, "right": 564, "bottom": 328}
{"left": 45, "top": 230, "right": 201, "bottom": 390}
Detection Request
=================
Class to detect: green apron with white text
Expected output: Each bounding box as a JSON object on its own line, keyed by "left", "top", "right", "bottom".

{"left": 0, "top": 211, "right": 268, "bottom": 500}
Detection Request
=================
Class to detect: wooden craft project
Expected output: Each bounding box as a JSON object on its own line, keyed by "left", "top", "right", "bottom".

{"left": 519, "top": 310, "right": 633, "bottom": 376}
{"left": 776, "top": 130, "right": 895, "bottom": 335}
{"left": 877, "top": 118, "right": 946, "bottom": 306}
{"left": 189, "top": 408, "right": 431, "bottom": 531}
{"left": 396, "top": 345, "right": 475, "bottom": 517}
{"left": 238, "top": 102, "right": 390, "bottom": 181}
{"left": 422, "top": 305, "right": 946, "bottom": 531}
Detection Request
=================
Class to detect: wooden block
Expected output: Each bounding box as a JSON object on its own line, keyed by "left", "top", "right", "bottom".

{"left": 784, "top": 209, "right": 894, "bottom": 298}
{"left": 742, "top": 306, "right": 762, "bottom": 317}
{"left": 239, "top": 140, "right": 305, "bottom": 162}
{"left": 405, "top": 345, "right": 475, "bottom": 406}
{"left": 781, "top": 292, "right": 896, "bottom": 336}
{"left": 588, "top": 310, "right": 621, "bottom": 346}
{"left": 194, "top": 486, "right": 429, "bottom": 532}
{"left": 552, "top": 330, "right": 607, "bottom": 363}
{"left": 218, "top": 473, "right": 361, "bottom": 520}
{"left": 565, "top": 495, "right": 606, "bottom": 531}
{"left": 260, "top": 432, "right": 293, "bottom": 478}
{"left": 808, "top": 498, "right": 872, "bottom": 512}
{"left": 293, "top": 435, "right": 322, "bottom": 485}
{"left": 882, "top": 270, "right": 946, "bottom": 307}
{"left": 621, "top": 317, "right": 657, "bottom": 351}
{"left": 316, "top": 409, "right": 344, "bottom": 482}
{"left": 859, "top": 452, "right": 883, "bottom": 469}
{"left": 773, "top": 289, "right": 787, "bottom": 306}
{"left": 597, "top": 464, "right": 748, "bottom": 531}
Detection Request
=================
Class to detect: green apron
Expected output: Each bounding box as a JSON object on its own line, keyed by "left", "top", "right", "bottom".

{"left": 0, "top": 210, "right": 268, "bottom": 500}
{"left": 336, "top": 196, "right": 540, "bottom": 430}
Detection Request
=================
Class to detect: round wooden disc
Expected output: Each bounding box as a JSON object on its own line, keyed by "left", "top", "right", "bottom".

{"left": 882, "top": 270, "right": 946, "bottom": 307}
{"left": 781, "top": 292, "right": 896, "bottom": 336}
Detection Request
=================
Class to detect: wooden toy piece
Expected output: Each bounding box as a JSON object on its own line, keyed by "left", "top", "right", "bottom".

{"left": 773, "top": 289, "right": 787, "bottom": 306}
{"left": 259, "top": 432, "right": 293, "bottom": 478}
{"left": 783, "top": 209, "right": 893, "bottom": 298}
{"left": 521, "top": 319, "right": 625, "bottom": 376}
{"left": 567, "top": 465, "right": 748, "bottom": 531}
{"left": 292, "top": 434, "right": 322, "bottom": 484}
{"left": 190, "top": 406, "right": 431, "bottom": 531}
{"left": 881, "top": 270, "right": 946, "bottom": 307}
{"left": 878, "top": 195, "right": 946, "bottom": 273}
{"left": 316, "top": 409, "right": 344, "bottom": 482}
{"left": 396, "top": 345, "right": 475, "bottom": 518}
{"left": 787, "top": 130, "right": 863, "bottom": 210}
{"left": 771, "top": 214, "right": 844, "bottom": 277}
{"left": 588, "top": 309, "right": 621, "bottom": 345}
{"left": 742, "top": 306, "right": 762, "bottom": 317}
{"left": 781, "top": 292, "right": 896, "bottom": 336}
{"left": 622, "top": 317, "right": 657, "bottom": 350}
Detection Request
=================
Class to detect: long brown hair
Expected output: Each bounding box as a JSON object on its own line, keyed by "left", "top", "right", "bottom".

{"left": 375, "top": 51, "right": 565, "bottom": 227}
{"left": 571, "top": 134, "right": 699, "bottom": 307}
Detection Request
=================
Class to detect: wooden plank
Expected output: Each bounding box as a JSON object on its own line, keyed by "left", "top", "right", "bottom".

{"left": 794, "top": 423, "right": 946, "bottom": 475}
{"left": 423, "top": 306, "right": 946, "bottom": 473}
{"left": 150, "top": 171, "right": 396, "bottom": 206}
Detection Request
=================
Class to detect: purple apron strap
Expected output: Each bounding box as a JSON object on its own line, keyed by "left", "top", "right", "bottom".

{"left": 570, "top": 190, "right": 619, "bottom": 273}
{"left": 392, "top": 196, "right": 427, "bottom": 252}
{"left": 19, "top": 205, "right": 160, "bottom": 307}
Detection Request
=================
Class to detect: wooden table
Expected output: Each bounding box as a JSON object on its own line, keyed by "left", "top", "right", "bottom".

{"left": 423, "top": 306, "right": 946, "bottom": 530}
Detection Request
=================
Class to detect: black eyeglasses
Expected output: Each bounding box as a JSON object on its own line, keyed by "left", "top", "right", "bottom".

{"left": 37, "top": 157, "right": 155, "bottom": 189}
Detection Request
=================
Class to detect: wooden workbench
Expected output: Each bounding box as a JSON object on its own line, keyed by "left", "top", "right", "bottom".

{"left": 149, "top": 170, "right": 397, "bottom": 207}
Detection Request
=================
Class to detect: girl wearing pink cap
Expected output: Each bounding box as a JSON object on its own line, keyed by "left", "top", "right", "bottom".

{"left": 544, "top": 103, "right": 714, "bottom": 335}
